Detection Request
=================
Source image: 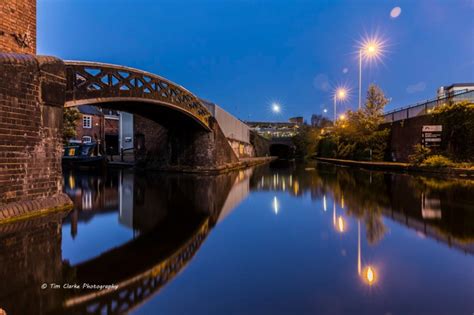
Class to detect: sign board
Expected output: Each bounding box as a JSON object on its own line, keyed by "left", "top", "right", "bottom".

{"left": 422, "top": 125, "right": 442, "bottom": 132}
{"left": 422, "top": 125, "right": 442, "bottom": 148}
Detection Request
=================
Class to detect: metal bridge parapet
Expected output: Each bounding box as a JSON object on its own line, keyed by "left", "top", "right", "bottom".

{"left": 64, "top": 61, "right": 212, "bottom": 129}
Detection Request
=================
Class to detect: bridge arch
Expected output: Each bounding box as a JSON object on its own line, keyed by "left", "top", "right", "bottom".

{"left": 63, "top": 61, "right": 238, "bottom": 169}
{"left": 64, "top": 61, "right": 211, "bottom": 131}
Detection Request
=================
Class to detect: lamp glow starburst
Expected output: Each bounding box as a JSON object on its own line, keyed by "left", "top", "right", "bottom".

{"left": 356, "top": 33, "right": 388, "bottom": 109}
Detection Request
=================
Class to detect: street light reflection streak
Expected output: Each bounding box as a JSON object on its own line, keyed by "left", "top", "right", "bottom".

{"left": 273, "top": 196, "right": 279, "bottom": 215}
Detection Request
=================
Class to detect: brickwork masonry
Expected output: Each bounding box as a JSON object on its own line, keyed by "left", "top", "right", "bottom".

{"left": 0, "top": 53, "right": 72, "bottom": 222}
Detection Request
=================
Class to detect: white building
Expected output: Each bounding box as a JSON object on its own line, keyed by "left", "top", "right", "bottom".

{"left": 437, "top": 83, "right": 474, "bottom": 98}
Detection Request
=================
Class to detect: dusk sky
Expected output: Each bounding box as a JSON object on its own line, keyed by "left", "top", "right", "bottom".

{"left": 38, "top": 0, "right": 474, "bottom": 121}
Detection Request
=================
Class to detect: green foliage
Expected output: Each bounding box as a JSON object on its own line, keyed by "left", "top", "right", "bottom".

{"left": 292, "top": 125, "right": 320, "bottom": 158}
{"left": 408, "top": 144, "right": 431, "bottom": 165}
{"left": 318, "top": 84, "right": 390, "bottom": 161}
{"left": 317, "top": 135, "right": 338, "bottom": 158}
{"left": 431, "top": 101, "right": 474, "bottom": 161}
{"left": 421, "top": 155, "right": 453, "bottom": 168}
{"left": 63, "top": 107, "right": 80, "bottom": 143}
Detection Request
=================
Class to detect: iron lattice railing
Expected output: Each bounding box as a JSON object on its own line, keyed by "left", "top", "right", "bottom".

{"left": 383, "top": 90, "right": 474, "bottom": 123}
{"left": 64, "top": 61, "right": 211, "bottom": 129}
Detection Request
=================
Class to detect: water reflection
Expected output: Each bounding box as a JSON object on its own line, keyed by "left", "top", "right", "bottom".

{"left": 0, "top": 162, "right": 473, "bottom": 314}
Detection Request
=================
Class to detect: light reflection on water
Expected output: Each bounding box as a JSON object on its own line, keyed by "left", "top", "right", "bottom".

{"left": 0, "top": 161, "right": 473, "bottom": 315}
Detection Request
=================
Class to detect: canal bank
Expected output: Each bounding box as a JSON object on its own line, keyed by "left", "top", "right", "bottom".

{"left": 316, "top": 157, "right": 474, "bottom": 178}
{"left": 144, "top": 156, "right": 277, "bottom": 174}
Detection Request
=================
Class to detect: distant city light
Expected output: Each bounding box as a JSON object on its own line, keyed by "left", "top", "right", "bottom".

{"left": 323, "top": 108, "right": 328, "bottom": 113}
{"left": 339, "top": 114, "right": 346, "bottom": 121}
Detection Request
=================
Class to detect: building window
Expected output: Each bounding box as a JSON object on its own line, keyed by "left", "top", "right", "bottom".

{"left": 83, "top": 115, "right": 92, "bottom": 129}
{"left": 82, "top": 136, "right": 92, "bottom": 143}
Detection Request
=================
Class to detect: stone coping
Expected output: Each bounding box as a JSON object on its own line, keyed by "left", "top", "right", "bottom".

{"left": 146, "top": 156, "right": 277, "bottom": 174}
{"left": 0, "top": 193, "right": 73, "bottom": 224}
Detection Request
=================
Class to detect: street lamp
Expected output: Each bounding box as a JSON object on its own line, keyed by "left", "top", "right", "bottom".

{"left": 333, "top": 87, "right": 348, "bottom": 122}
{"left": 271, "top": 102, "right": 281, "bottom": 114}
{"left": 358, "top": 37, "right": 384, "bottom": 109}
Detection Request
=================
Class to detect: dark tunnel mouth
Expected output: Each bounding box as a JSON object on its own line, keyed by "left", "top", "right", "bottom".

{"left": 270, "top": 143, "right": 293, "bottom": 159}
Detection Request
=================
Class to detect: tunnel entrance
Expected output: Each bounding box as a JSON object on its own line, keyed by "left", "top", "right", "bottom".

{"left": 270, "top": 143, "right": 294, "bottom": 160}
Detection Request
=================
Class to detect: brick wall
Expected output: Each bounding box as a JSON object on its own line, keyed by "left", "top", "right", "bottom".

{"left": 0, "top": 213, "right": 65, "bottom": 314}
{"left": 105, "top": 117, "right": 119, "bottom": 135}
{"left": 74, "top": 113, "right": 104, "bottom": 142}
{"left": 134, "top": 114, "right": 238, "bottom": 169}
{"left": 0, "top": 0, "right": 36, "bottom": 54}
{"left": 382, "top": 115, "right": 434, "bottom": 162}
{"left": 0, "top": 53, "right": 71, "bottom": 220}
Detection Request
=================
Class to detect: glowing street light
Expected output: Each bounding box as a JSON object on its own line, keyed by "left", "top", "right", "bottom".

{"left": 271, "top": 102, "right": 281, "bottom": 114}
{"left": 358, "top": 36, "right": 386, "bottom": 109}
{"left": 333, "top": 87, "right": 348, "bottom": 122}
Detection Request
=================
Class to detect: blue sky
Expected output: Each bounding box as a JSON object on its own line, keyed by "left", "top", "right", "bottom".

{"left": 38, "top": 0, "right": 474, "bottom": 122}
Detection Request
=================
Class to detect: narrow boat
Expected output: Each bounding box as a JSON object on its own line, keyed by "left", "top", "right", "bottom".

{"left": 62, "top": 143, "right": 107, "bottom": 169}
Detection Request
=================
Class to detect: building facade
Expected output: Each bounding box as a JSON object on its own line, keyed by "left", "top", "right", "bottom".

{"left": 73, "top": 106, "right": 105, "bottom": 146}
{"left": 201, "top": 100, "right": 254, "bottom": 158}
{"left": 437, "top": 83, "right": 474, "bottom": 98}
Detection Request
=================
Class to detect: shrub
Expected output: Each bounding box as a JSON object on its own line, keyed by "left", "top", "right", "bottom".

{"left": 318, "top": 136, "right": 338, "bottom": 158}
{"left": 421, "top": 155, "right": 453, "bottom": 168}
{"left": 432, "top": 101, "right": 474, "bottom": 161}
{"left": 408, "top": 144, "right": 431, "bottom": 165}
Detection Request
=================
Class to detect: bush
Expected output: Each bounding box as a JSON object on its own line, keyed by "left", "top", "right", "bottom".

{"left": 408, "top": 144, "right": 431, "bottom": 165}
{"left": 318, "top": 136, "right": 338, "bottom": 158}
{"left": 432, "top": 101, "right": 474, "bottom": 161}
{"left": 421, "top": 155, "right": 453, "bottom": 168}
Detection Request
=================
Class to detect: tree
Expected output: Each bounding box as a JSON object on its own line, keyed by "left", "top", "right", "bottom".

{"left": 320, "top": 84, "right": 390, "bottom": 161}
{"left": 311, "top": 114, "right": 333, "bottom": 129}
{"left": 293, "top": 125, "right": 320, "bottom": 158}
{"left": 63, "top": 107, "right": 80, "bottom": 143}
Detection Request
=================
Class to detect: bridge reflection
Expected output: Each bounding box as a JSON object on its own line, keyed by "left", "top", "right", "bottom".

{"left": 0, "top": 168, "right": 252, "bottom": 315}
{"left": 0, "top": 163, "right": 472, "bottom": 314}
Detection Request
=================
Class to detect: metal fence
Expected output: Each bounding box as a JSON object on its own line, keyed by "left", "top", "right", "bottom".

{"left": 383, "top": 90, "right": 474, "bottom": 123}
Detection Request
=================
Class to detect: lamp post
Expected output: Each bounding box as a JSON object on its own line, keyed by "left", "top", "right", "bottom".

{"left": 358, "top": 40, "right": 382, "bottom": 109}
{"left": 271, "top": 102, "right": 281, "bottom": 114}
{"left": 333, "top": 87, "right": 348, "bottom": 122}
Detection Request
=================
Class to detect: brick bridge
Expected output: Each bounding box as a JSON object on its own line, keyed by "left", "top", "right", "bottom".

{"left": 0, "top": 54, "right": 244, "bottom": 221}
{"left": 0, "top": 0, "right": 268, "bottom": 222}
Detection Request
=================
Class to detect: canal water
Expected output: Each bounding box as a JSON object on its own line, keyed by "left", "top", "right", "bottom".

{"left": 1, "top": 162, "right": 473, "bottom": 315}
